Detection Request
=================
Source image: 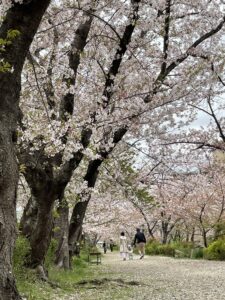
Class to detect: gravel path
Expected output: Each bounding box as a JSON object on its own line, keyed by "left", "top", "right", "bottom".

{"left": 59, "top": 253, "right": 225, "bottom": 300}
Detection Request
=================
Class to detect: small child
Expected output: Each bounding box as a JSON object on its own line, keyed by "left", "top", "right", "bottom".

{"left": 128, "top": 245, "right": 133, "bottom": 260}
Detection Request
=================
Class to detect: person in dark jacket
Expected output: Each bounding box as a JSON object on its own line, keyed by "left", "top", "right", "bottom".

{"left": 109, "top": 239, "right": 114, "bottom": 252}
{"left": 133, "top": 228, "right": 146, "bottom": 259}
{"left": 103, "top": 241, "right": 107, "bottom": 254}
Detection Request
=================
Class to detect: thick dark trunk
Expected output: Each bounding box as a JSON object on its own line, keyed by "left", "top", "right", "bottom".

{"left": 68, "top": 160, "right": 102, "bottom": 256}
{"left": 68, "top": 158, "right": 103, "bottom": 255}
{"left": 162, "top": 233, "right": 169, "bottom": 244}
{"left": 68, "top": 128, "right": 127, "bottom": 263}
{"left": 54, "top": 200, "right": 70, "bottom": 269}
{"left": 202, "top": 229, "right": 208, "bottom": 248}
{"left": 0, "top": 1, "right": 51, "bottom": 297}
{"left": 0, "top": 126, "right": 21, "bottom": 299}
{"left": 68, "top": 200, "right": 89, "bottom": 266}
{"left": 17, "top": 171, "right": 56, "bottom": 274}
{"left": 161, "top": 222, "right": 169, "bottom": 244}
{"left": 19, "top": 195, "right": 38, "bottom": 238}
{"left": 29, "top": 198, "right": 54, "bottom": 270}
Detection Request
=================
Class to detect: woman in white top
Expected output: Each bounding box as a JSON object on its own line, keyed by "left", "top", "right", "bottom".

{"left": 120, "top": 232, "right": 128, "bottom": 260}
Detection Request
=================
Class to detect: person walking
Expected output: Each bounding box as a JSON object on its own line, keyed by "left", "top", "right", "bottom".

{"left": 109, "top": 239, "right": 114, "bottom": 252}
{"left": 133, "top": 228, "right": 146, "bottom": 259}
{"left": 103, "top": 241, "right": 107, "bottom": 254}
{"left": 120, "top": 232, "right": 128, "bottom": 260}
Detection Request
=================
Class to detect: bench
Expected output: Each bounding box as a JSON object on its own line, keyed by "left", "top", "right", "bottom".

{"left": 88, "top": 252, "right": 101, "bottom": 265}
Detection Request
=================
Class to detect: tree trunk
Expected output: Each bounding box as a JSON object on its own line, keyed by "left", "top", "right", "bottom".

{"left": 54, "top": 199, "right": 70, "bottom": 269}
{"left": 202, "top": 229, "right": 208, "bottom": 248}
{"left": 185, "top": 230, "right": 189, "bottom": 242}
{"left": 19, "top": 195, "right": 38, "bottom": 238}
{"left": 0, "top": 1, "right": 51, "bottom": 297}
{"left": 68, "top": 200, "right": 89, "bottom": 267}
{"left": 190, "top": 227, "right": 195, "bottom": 243}
{"left": 0, "top": 125, "right": 21, "bottom": 299}
{"left": 29, "top": 196, "right": 54, "bottom": 269}
{"left": 17, "top": 172, "right": 56, "bottom": 275}
{"left": 161, "top": 221, "right": 169, "bottom": 244}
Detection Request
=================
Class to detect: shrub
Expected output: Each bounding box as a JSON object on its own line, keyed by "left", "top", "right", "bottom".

{"left": 145, "top": 240, "right": 161, "bottom": 255}
{"left": 191, "top": 247, "right": 204, "bottom": 259}
{"left": 172, "top": 241, "right": 194, "bottom": 249}
{"left": 171, "top": 241, "right": 194, "bottom": 258}
{"left": 145, "top": 240, "right": 174, "bottom": 257}
{"left": 214, "top": 222, "right": 225, "bottom": 240}
{"left": 13, "top": 235, "right": 31, "bottom": 273}
{"left": 145, "top": 240, "right": 198, "bottom": 258}
{"left": 204, "top": 239, "right": 225, "bottom": 260}
{"left": 158, "top": 244, "right": 175, "bottom": 256}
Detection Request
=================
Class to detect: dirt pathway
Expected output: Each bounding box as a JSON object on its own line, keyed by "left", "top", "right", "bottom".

{"left": 60, "top": 252, "right": 225, "bottom": 299}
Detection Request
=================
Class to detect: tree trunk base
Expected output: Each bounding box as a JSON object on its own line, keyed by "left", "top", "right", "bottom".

{"left": 36, "top": 265, "right": 48, "bottom": 281}
{"left": 0, "top": 276, "right": 22, "bottom": 300}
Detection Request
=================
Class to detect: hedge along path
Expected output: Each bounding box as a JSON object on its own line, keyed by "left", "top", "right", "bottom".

{"left": 59, "top": 252, "right": 225, "bottom": 300}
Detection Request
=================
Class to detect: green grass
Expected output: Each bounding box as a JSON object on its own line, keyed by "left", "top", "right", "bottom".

{"left": 49, "top": 257, "right": 89, "bottom": 290}
{"left": 17, "top": 274, "right": 59, "bottom": 300}
{"left": 16, "top": 257, "right": 95, "bottom": 299}
{"left": 13, "top": 236, "right": 99, "bottom": 299}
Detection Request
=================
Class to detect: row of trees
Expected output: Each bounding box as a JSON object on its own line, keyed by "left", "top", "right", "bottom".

{"left": 80, "top": 146, "right": 225, "bottom": 249}
{"left": 2, "top": 0, "right": 225, "bottom": 298}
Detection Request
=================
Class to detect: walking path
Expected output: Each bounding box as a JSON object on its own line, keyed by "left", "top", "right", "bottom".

{"left": 60, "top": 252, "right": 225, "bottom": 299}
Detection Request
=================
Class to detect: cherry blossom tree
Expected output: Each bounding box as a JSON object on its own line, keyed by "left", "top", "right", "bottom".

{"left": 18, "top": 0, "right": 141, "bottom": 271}
{"left": 67, "top": 0, "right": 225, "bottom": 255}
{"left": 15, "top": 0, "right": 225, "bottom": 275}
{"left": 18, "top": 7, "right": 93, "bottom": 276}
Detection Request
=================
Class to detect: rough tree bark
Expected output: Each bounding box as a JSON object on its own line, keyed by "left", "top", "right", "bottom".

{"left": 161, "top": 221, "right": 170, "bottom": 244}
{"left": 18, "top": 130, "right": 90, "bottom": 275}
{"left": 19, "top": 195, "right": 38, "bottom": 237}
{"left": 53, "top": 199, "right": 70, "bottom": 269}
{"left": 0, "top": 1, "right": 51, "bottom": 298}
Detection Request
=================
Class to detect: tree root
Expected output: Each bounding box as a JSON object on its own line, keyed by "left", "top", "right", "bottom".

{"left": 77, "top": 278, "right": 141, "bottom": 288}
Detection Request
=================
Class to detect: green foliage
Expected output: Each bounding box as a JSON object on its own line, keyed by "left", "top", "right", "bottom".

{"left": 14, "top": 236, "right": 93, "bottom": 299}
{"left": 145, "top": 240, "right": 160, "bottom": 255}
{"left": 204, "top": 239, "right": 225, "bottom": 260}
{"left": 0, "top": 29, "right": 20, "bottom": 72}
{"left": 19, "top": 164, "right": 26, "bottom": 174}
{"left": 119, "top": 159, "right": 136, "bottom": 186}
{"left": 172, "top": 241, "right": 194, "bottom": 258}
{"left": 13, "top": 235, "right": 31, "bottom": 274}
{"left": 145, "top": 240, "right": 196, "bottom": 258}
{"left": 213, "top": 221, "right": 225, "bottom": 240}
{"left": 52, "top": 208, "right": 60, "bottom": 219}
{"left": 0, "top": 61, "right": 11, "bottom": 72}
{"left": 118, "top": 158, "right": 155, "bottom": 204}
{"left": 145, "top": 240, "right": 175, "bottom": 257}
{"left": 49, "top": 256, "right": 88, "bottom": 292}
{"left": 134, "top": 187, "right": 154, "bottom": 204}
{"left": 7, "top": 29, "right": 21, "bottom": 40}
{"left": 120, "top": 160, "right": 135, "bottom": 176}
{"left": 112, "top": 244, "right": 119, "bottom": 251}
{"left": 44, "top": 238, "right": 58, "bottom": 269}
{"left": 191, "top": 247, "right": 204, "bottom": 259}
